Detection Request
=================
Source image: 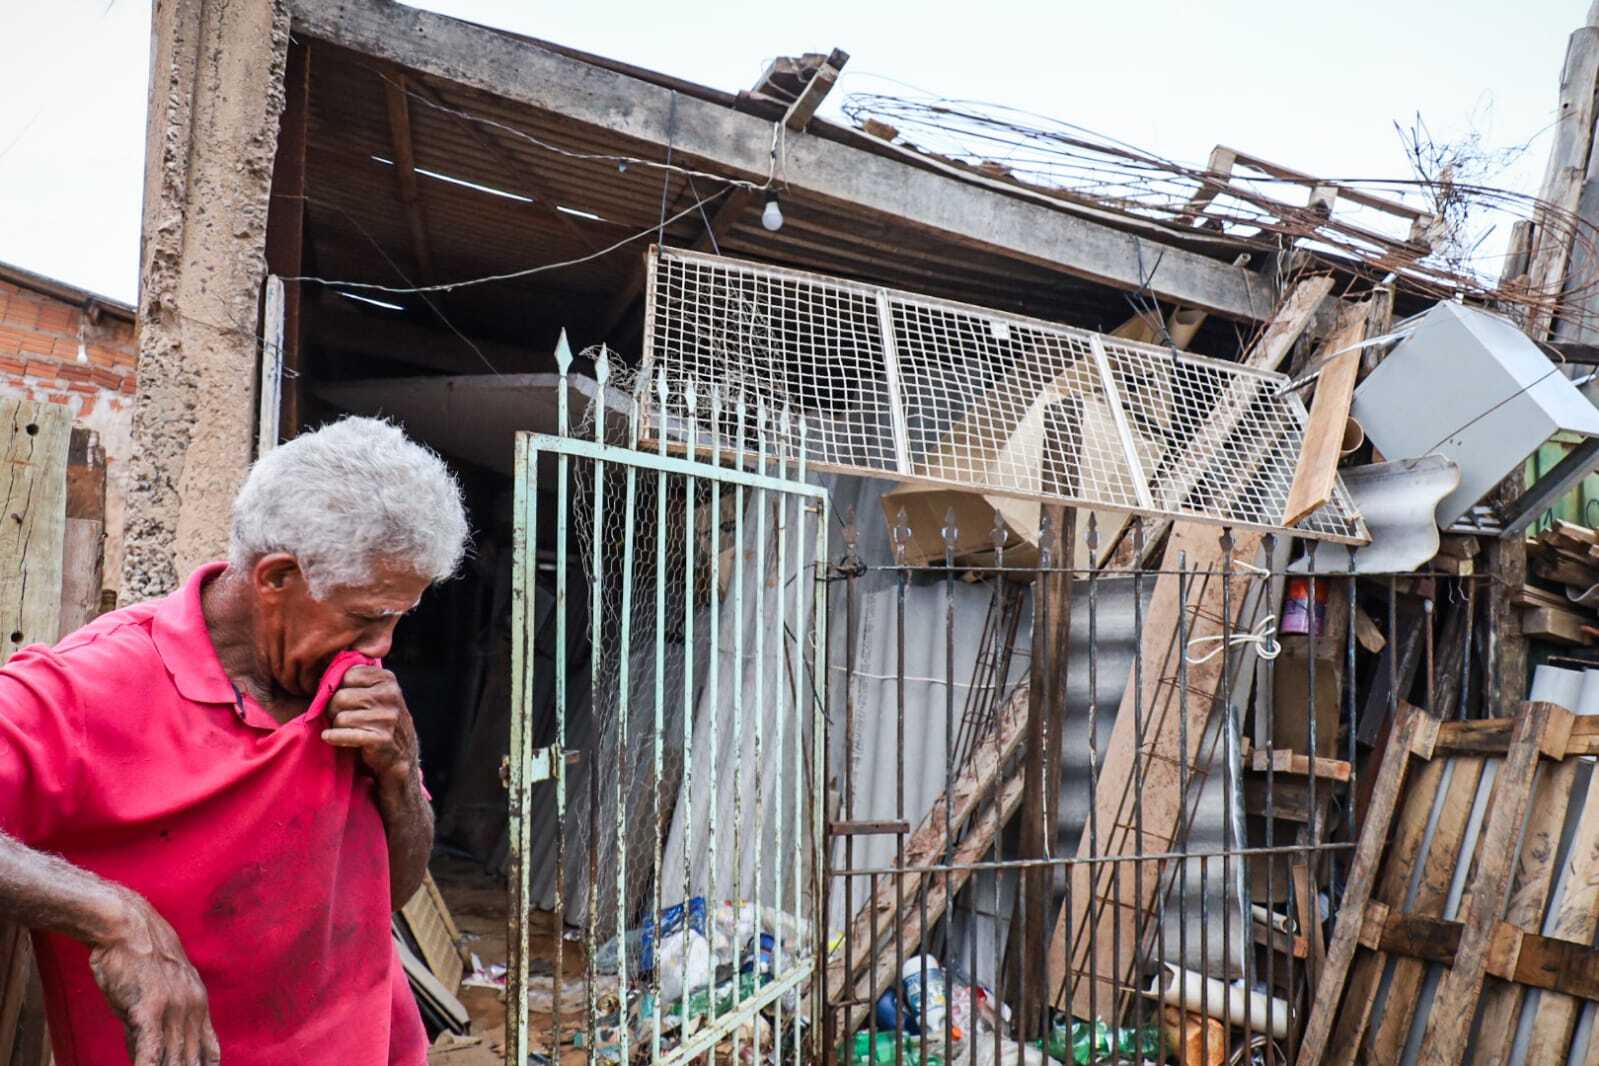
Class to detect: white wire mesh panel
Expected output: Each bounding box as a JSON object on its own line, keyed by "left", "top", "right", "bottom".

{"left": 643, "top": 247, "right": 1368, "bottom": 544}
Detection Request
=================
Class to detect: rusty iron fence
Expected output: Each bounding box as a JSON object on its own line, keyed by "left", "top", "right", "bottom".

{"left": 507, "top": 338, "right": 1465, "bottom": 1066}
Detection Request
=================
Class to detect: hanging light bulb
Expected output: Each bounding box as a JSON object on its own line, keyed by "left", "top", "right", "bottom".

{"left": 761, "top": 191, "right": 784, "bottom": 232}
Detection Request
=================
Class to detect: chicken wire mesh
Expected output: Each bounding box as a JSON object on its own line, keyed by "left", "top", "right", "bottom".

{"left": 548, "top": 369, "right": 825, "bottom": 1057}
{"left": 642, "top": 247, "right": 1368, "bottom": 544}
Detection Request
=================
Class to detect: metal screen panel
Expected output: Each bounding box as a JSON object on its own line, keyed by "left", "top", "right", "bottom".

{"left": 643, "top": 247, "right": 1368, "bottom": 544}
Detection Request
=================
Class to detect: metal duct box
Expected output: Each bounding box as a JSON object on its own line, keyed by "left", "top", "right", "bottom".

{"left": 1351, "top": 301, "right": 1599, "bottom": 526}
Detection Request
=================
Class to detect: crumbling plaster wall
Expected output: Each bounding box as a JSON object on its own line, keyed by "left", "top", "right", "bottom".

{"left": 123, "top": 0, "right": 289, "bottom": 600}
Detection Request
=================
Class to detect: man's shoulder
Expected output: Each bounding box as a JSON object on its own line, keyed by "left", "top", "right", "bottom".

{"left": 47, "top": 600, "right": 163, "bottom": 668}
{"left": 0, "top": 601, "right": 166, "bottom": 727}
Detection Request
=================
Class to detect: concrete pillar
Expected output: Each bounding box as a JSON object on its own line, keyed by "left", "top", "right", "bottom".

{"left": 124, "top": 0, "right": 289, "bottom": 600}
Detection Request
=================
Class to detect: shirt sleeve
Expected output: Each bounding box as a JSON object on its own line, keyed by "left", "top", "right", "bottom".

{"left": 0, "top": 645, "right": 85, "bottom": 846}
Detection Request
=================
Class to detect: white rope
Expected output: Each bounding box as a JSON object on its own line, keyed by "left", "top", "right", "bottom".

{"left": 1185, "top": 613, "right": 1282, "bottom": 665}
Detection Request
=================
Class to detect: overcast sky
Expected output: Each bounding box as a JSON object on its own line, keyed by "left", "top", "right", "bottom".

{"left": 0, "top": 0, "right": 1588, "bottom": 306}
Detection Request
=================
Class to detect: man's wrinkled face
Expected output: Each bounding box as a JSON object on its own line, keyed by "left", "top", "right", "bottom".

{"left": 250, "top": 554, "right": 430, "bottom": 697}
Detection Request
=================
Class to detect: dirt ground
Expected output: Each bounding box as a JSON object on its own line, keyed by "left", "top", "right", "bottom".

{"left": 427, "top": 856, "right": 592, "bottom": 1066}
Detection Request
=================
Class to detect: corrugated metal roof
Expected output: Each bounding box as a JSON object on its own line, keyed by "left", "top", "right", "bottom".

{"left": 299, "top": 39, "right": 1242, "bottom": 359}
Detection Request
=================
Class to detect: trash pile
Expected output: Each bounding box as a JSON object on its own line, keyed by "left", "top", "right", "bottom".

{"left": 562, "top": 898, "right": 817, "bottom": 1063}
{"left": 845, "top": 957, "right": 1163, "bottom": 1066}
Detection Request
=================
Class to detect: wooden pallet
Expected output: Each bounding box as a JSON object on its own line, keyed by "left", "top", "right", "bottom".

{"left": 1301, "top": 701, "right": 1599, "bottom": 1065}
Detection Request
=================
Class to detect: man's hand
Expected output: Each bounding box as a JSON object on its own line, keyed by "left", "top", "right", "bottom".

{"left": 89, "top": 886, "right": 221, "bottom": 1066}
{"left": 321, "top": 665, "right": 418, "bottom": 786}
{"left": 322, "top": 665, "right": 434, "bottom": 906}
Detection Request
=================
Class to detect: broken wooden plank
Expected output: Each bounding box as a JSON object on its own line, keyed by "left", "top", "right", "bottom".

{"left": 1429, "top": 554, "right": 1475, "bottom": 578}
{"left": 1293, "top": 852, "right": 1327, "bottom": 991}
{"left": 1353, "top": 603, "right": 1386, "bottom": 654}
{"left": 1049, "top": 523, "right": 1263, "bottom": 1020}
{"left": 399, "top": 870, "right": 467, "bottom": 994}
{"left": 828, "top": 682, "right": 1031, "bottom": 1032}
{"left": 1512, "top": 584, "right": 1579, "bottom": 610}
{"left": 1284, "top": 302, "right": 1368, "bottom": 527}
{"left": 1552, "top": 519, "right": 1599, "bottom": 548}
{"left": 1242, "top": 779, "right": 1315, "bottom": 823}
{"left": 837, "top": 760, "right": 1028, "bottom": 1036}
{"left": 1522, "top": 605, "right": 1596, "bottom": 647}
{"left": 1239, "top": 742, "right": 1353, "bottom": 782}
{"left": 780, "top": 48, "right": 848, "bottom": 130}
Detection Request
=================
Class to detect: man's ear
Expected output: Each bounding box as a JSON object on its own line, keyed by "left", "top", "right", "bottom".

{"left": 252, "top": 553, "right": 306, "bottom": 600}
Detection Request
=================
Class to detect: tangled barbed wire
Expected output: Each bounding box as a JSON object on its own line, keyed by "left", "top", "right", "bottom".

{"left": 840, "top": 93, "right": 1599, "bottom": 337}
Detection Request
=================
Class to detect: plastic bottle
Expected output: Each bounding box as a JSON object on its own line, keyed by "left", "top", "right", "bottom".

{"left": 1039, "top": 1015, "right": 1162, "bottom": 1064}
{"left": 900, "top": 956, "right": 956, "bottom": 1041}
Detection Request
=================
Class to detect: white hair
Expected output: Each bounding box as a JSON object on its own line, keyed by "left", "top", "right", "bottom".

{"left": 229, "top": 416, "right": 469, "bottom": 598}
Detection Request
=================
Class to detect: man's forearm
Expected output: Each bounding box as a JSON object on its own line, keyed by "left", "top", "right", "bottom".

{"left": 0, "top": 828, "right": 129, "bottom": 942}
{"left": 376, "top": 766, "right": 434, "bottom": 908}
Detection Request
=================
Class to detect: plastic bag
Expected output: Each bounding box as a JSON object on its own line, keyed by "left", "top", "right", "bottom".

{"left": 655, "top": 928, "right": 712, "bottom": 1005}
{"left": 642, "top": 897, "right": 708, "bottom": 973}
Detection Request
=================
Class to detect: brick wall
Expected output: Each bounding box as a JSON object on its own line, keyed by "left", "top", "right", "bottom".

{"left": 0, "top": 276, "right": 136, "bottom": 597}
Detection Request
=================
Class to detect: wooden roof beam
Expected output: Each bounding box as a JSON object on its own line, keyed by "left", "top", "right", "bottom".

{"left": 287, "top": 0, "right": 1277, "bottom": 322}
{"left": 382, "top": 73, "right": 437, "bottom": 282}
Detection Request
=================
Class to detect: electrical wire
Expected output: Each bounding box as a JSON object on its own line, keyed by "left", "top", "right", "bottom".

{"left": 391, "top": 71, "right": 781, "bottom": 196}
{"left": 281, "top": 188, "right": 731, "bottom": 295}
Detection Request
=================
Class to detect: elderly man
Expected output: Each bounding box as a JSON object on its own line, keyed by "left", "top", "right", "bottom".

{"left": 0, "top": 416, "right": 470, "bottom": 1065}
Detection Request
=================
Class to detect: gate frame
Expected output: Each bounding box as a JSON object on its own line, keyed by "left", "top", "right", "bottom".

{"left": 507, "top": 345, "right": 831, "bottom": 1066}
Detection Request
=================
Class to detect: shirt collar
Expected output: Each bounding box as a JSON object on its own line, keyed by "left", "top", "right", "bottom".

{"left": 151, "top": 562, "right": 239, "bottom": 705}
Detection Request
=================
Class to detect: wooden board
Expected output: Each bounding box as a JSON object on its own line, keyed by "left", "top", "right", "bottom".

{"left": 1521, "top": 605, "right": 1595, "bottom": 647}
{"left": 1048, "top": 523, "right": 1263, "bottom": 1020}
{"left": 1283, "top": 302, "right": 1368, "bottom": 527}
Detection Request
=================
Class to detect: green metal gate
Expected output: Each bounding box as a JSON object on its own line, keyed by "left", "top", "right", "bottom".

{"left": 508, "top": 342, "right": 830, "bottom": 1066}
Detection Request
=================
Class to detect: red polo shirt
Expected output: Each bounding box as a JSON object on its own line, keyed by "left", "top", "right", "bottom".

{"left": 0, "top": 563, "right": 428, "bottom": 1065}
